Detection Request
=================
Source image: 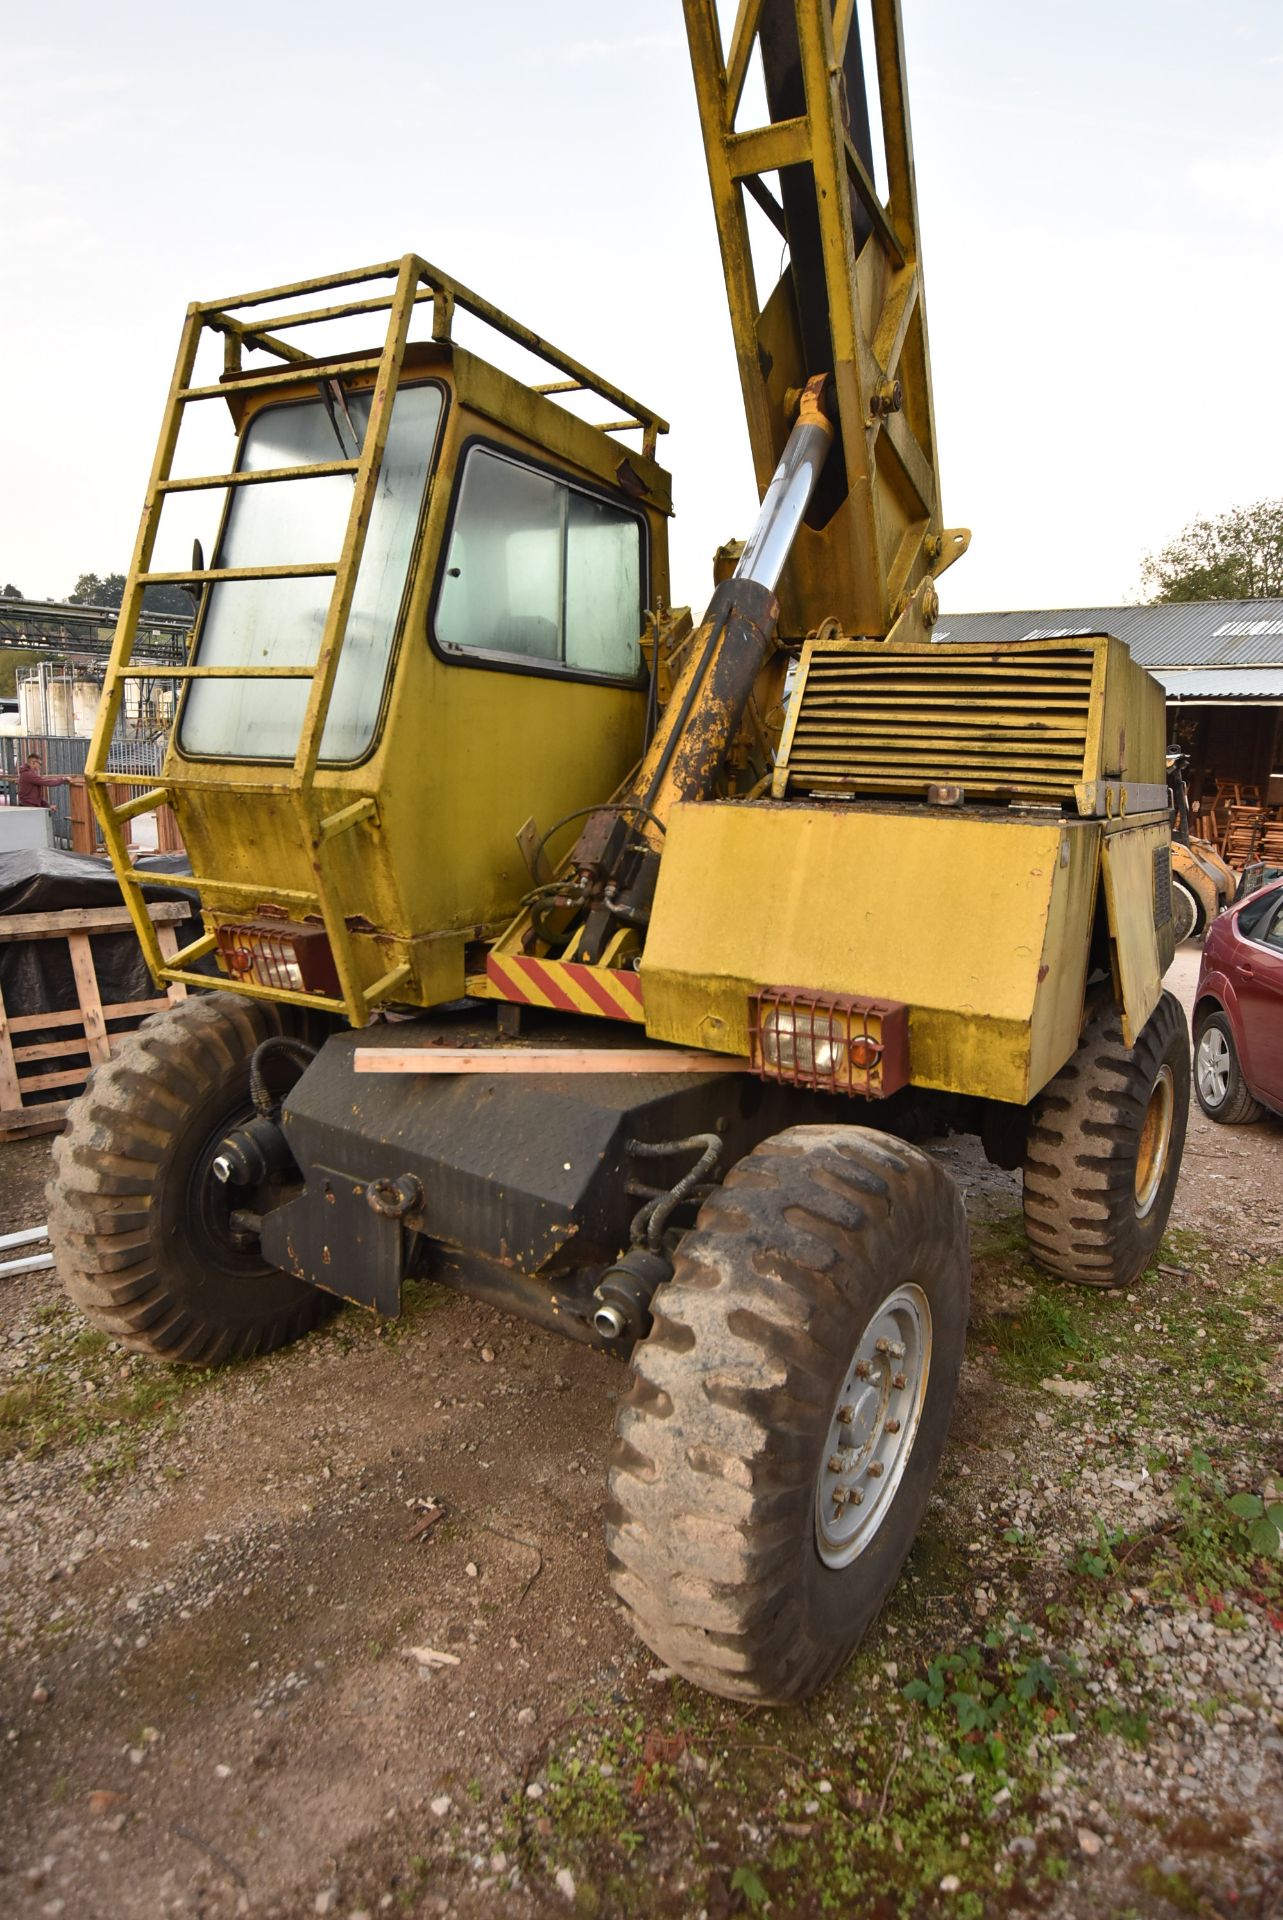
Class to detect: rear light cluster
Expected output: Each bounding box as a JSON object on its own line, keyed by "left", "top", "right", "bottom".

{"left": 749, "top": 987, "right": 910, "bottom": 1098}
{"left": 216, "top": 916, "right": 340, "bottom": 997}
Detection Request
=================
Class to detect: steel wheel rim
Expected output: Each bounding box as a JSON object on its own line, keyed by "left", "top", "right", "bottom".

{"left": 1134, "top": 1062, "right": 1175, "bottom": 1216}
{"left": 1196, "top": 1027, "right": 1231, "bottom": 1108}
{"left": 1171, "top": 881, "right": 1197, "bottom": 945}
{"left": 815, "top": 1283, "right": 932, "bottom": 1570}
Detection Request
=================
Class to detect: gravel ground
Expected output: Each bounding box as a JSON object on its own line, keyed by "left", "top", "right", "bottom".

{"left": 1, "top": 949, "right": 1281, "bottom": 1919}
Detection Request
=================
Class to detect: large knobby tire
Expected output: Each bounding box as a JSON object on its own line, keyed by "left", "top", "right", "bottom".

{"left": 1023, "top": 990, "right": 1190, "bottom": 1289}
{"left": 1193, "top": 1010, "right": 1265, "bottom": 1125}
{"left": 606, "top": 1125, "right": 970, "bottom": 1704}
{"left": 48, "top": 993, "right": 331, "bottom": 1366}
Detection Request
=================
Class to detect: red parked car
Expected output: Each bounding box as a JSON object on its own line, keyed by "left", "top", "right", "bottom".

{"left": 1193, "top": 882, "right": 1283, "bottom": 1123}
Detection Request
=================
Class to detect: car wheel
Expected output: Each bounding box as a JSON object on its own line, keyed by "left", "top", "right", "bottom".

{"left": 1193, "top": 1011, "right": 1265, "bottom": 1125}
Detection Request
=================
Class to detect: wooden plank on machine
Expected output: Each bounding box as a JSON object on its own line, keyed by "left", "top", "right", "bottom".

{"left": 353, "top": 1046, "right": 749, "bottom": 1076}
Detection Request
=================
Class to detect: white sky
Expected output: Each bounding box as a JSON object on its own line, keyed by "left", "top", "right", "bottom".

{"left": 2, "top": 0, "right": 1281, "bottom": 616}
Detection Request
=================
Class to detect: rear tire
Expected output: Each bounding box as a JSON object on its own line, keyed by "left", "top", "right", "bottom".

{"left": 48, "top": 993, "right": 331, "bottom": 1366}
{"left": 1022, "top": 991, "right": 1190, "bottom": 1288}
{"left": 1171, "top": 877, "right": 1201, "bottom": 944}
{"left": 1194, "top": 1010, "right": 1265, "bottom": 1125}
{"left": 606, "top": 1125, "right": 969, "bottom": 1704}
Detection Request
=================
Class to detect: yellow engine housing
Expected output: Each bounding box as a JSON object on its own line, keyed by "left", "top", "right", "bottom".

{"left": 640, "top": 631, "right": 1174, "bottom": 1107}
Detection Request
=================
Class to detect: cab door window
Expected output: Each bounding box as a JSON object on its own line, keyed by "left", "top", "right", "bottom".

{"left": 435, "top": 448, "right": 642, "bottom": 680}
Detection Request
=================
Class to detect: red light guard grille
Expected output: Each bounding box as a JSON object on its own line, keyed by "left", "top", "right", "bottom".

{"left": 215, "top": 917, "right": 340, "bottom": 997}
{"left": 748, "top": 986, "right": 910, "bottom": 1098}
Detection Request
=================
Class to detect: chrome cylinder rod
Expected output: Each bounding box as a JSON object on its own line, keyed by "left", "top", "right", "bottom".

{"left": 733, "top": 375, "right": 835, "bottom": 592}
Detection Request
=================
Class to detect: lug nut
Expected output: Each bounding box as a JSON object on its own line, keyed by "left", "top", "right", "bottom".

{"left": 885, "top": 1418, "right": 901, "bottom": 1434}
{"left": 837, "top": 1403, "right": 855, "bottom": 1424}
{"left": 893, "top": 1371, "right": 907, "bottom": 1390}
{"left": 828, "top": 1454, "right": 846, "bottom": 1474}
{"left": 832, "top": 1486, "right": 850, "bottom": 1507}
{"left": 854, "top": 1359, "right": 872, "bottom": 1379}
{"left": 867, "top": 1461, "right": 885, "bottom": 1478}
{"left": 889, "top": 1341, "right": 906, "bottom": 1359}
{"left": 875, "top": 1337, "right": 889, "bottom": 1354}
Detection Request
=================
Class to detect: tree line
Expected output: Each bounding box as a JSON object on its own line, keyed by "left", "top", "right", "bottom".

{"left": 0, "top": 574, "right": 193, "bottom": 617}
{"left": 0, "top": 576, "right": 192, "bottom": 699}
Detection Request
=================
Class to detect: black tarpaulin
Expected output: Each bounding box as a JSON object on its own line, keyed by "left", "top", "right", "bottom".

{"left": 0, "top": 849, "right": 209, "bottom": 1028}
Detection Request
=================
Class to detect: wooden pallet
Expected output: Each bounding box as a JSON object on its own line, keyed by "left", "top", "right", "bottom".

{"left": 0, "top": 902, "right": 190, "bottom": 1140}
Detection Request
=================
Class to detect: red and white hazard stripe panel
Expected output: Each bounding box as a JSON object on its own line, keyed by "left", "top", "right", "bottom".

{"left": 485, "top": 954, "right": 645, "bottom": 1024}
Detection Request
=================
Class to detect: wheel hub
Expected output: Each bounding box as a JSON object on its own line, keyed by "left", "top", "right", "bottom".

{"left": 815, "top": 1283, "right": 932, "bottom": 1569}
{"left": 1134, "top": 1062, "right": 1175, "bottom": 1216}
{"left": 1196, "top": 1027, "right": 1230, "bottom": 1109}
{"left": 189, "top": 1102, "right": 280, "bottom": 1276}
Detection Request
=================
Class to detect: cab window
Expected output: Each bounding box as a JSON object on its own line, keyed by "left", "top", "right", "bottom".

{"left": 180, "top": 382, "right": 443, "bottom": 762}
{"left": 435, "top": 448, "right": 642, "bottom": 680}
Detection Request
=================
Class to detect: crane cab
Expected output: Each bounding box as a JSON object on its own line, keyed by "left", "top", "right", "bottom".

{"left": 88, "top": 260, "right": 673, "bottom": 1022}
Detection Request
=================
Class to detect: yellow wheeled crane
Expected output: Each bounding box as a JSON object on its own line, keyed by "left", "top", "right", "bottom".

{"left": 50, "top": 0, "right": 1188, "bottom": 1704}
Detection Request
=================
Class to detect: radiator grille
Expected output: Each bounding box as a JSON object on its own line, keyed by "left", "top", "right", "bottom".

{"left": 781, "top": 645, "right": 1098, "bottom": 802}
{"left": 1153, "top": 846, "right": 1173, "bottom": 928}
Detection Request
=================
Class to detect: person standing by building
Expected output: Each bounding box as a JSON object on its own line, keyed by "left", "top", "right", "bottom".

{"left": 16, "top": 753, "right": 70, "bottom": 811}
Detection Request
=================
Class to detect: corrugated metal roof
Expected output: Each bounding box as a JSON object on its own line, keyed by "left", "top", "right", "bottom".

{"left": 934, "top": 600, "right": 1283, "bottom": 668}
{"left": 1152, "top": 667, "right": 1283, "bottom": 700}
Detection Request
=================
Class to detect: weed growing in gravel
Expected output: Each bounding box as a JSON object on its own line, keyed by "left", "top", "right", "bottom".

{"left": 311, "top": 1275, "right": 450, "bottom": 1351}
{"left": 1074, "top": 1522, "right": 1127, "bottom": 1581}
{"left": 979, "top": 1290, "right": 1094, "bottom": 1385}
{"left": 1066, "top": 1447, "right": 1283, "bottom": 1612}
{"left": 0, "top": 1298, "right": 221, "bottom": 1473}
{"left": 1163, "top": 1451, "right": 1283, "bottom": 1602}
{"left": 505, "top": 1629, "right": 1076, "bottom": 1919}
{"left": 901, "top": 1622, "right": 1081, "bottom": 1757}
{"left": 972, "top": 1219, "right": 1275, "bottom": 1437}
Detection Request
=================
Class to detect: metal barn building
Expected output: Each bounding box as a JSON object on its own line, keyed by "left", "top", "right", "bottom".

{"left": 936, "top": 600, "right": 1283, "bottom": 853}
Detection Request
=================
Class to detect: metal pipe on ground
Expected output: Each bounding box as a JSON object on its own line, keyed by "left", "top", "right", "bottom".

{"left": 0, "top": 1223, "right": 54, "bottom": 1277}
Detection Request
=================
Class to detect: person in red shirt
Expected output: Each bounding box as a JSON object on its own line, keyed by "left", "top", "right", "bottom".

{"left": 16, "top": 754, "right": 70, "bottom": 811}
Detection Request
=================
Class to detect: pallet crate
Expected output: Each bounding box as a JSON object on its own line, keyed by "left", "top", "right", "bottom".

{"left": 0, "top": 902, "right": 190, "bottom": 1140}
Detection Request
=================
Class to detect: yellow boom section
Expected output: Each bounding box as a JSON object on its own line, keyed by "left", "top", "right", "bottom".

{"left": 684, "top": 0, "right": 969, "bottom": 642}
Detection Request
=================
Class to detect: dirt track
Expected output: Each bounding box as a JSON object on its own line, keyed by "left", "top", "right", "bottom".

{"left": 2, "top": 947, "right": 1281, "bottom": 1919}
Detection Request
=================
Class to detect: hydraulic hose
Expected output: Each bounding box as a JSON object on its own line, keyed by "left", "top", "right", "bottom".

{"left": 249, "top": 1035, "right": 318, "bottom": 1118}
{"left": 628, "top": 1133, "right": 723, "bottom": 1251}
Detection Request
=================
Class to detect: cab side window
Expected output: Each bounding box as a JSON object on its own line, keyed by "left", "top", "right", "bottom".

{"left": 435, "top": 448, "right": 642, "bottom": 680}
